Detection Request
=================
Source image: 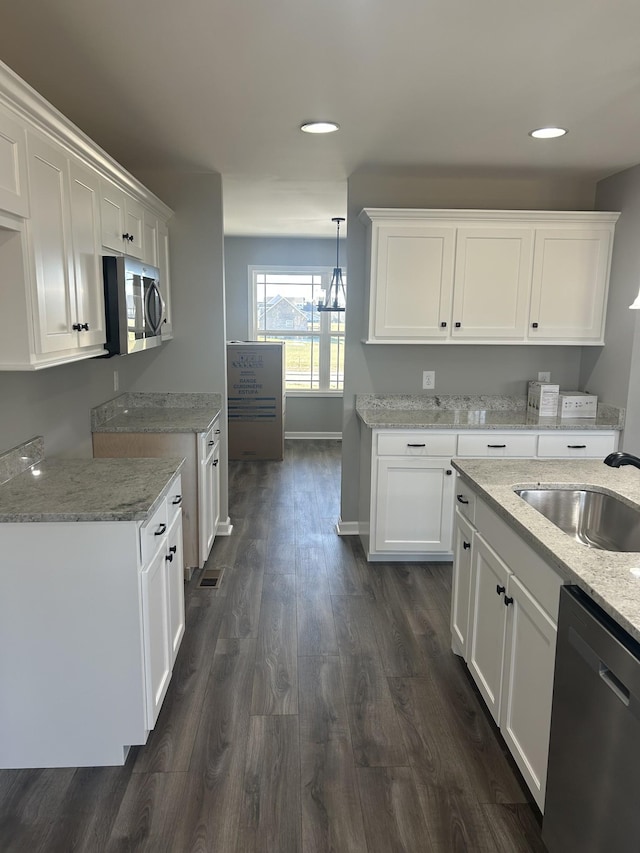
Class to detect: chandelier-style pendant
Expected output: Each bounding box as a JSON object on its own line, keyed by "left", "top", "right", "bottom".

{"left": 317, "top": 217, "right": 346, "bottom": 312}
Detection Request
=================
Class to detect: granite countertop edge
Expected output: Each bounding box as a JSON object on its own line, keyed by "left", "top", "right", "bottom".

{"left": 0, "top": 457, "right": 185, "bottom": 523}
{"left": 91, "top": 392, "right": 222, "bottom": 434}
{"left": 451, "top": 458, "right": 640, "bottom": 643}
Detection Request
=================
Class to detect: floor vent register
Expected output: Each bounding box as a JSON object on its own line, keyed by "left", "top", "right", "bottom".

{"left": 198, "top": 567, "right": 224, "bottom": 589}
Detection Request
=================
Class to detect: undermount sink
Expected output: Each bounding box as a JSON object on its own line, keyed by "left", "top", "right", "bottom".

{"left": 514, "top": 488, "right": 640, "bottom": 552}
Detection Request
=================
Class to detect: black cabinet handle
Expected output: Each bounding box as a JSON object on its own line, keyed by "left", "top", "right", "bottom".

{"left": 446, "top": 469, "right": 452, "bottom": 475}
{"left": 208, "top": 440, "right": 215, "bottom": 446}
{"left": 440, "top": 321, "right": 447, "bottom": 328}
{"left": 487, "top": 444, "right": 507, "bottom": 449}
{"left": 567, "top": 445, "right": 587, "bottom": 449}
{"left": 72, "top": 323, "right": 82, "bottom": 331}
{"left": 213, "top": 459, "right": 219, "bottom": 467}
{"left": 504, "top": 595, "right": 514, "bottom": 606}
{"left": 455, "top": 322, "right": 461, "bottom": 328}
{"left": 122, "top": 232, "right": 130, "bottom": 241}
{"left": 166, "top": 552, "right": 173, "bottom": 562}
{"left": 214, "top": 429, "right": 221, "bottom": 434}
{"left": 169, "top": 545, "right": 177, "bottom": 554}
{"left": 463, "top": 541, "right": 471, "bottom": 550}
{"left": 172, "top": 495, "right": 182, "bottom": 505}
{"left": 531, "top": 322, "right": 539, "bottom": 329}
{"left": 407, "top": 443, "right": 426, "bottom": 448}
{"left": 154, "top": 523, "right": 167, "bottom": 536}
{"left": 81, "top": 323, "right": 89, "bottom": 331}
{"left": 457, "top": 494, "right": 469, "bottom": 504}
{"left": 496, "top": 585, "right": 506, "bottom": 596}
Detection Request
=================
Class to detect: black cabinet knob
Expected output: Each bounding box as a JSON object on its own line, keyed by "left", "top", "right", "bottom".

{"left": 440, "top": 321, "right": 447, "bottom": 328}
{"left": 72, "top": 323, "right": 82, "bottom": 331}
{"left": 166, "top": 552, "right": 173, "bottom": 562}
{"left": 208, "top": 440, "right": 215, "bottom": 446}
{"left": 169, "top": 545, "right": 177, "bottom": 554}
{"left": 81, "top": 323, "right": 89, "bottom": 331}
{"left": 531, "top": 322, "right": 539, "bottom": 329}
{"left": 504, "top": 595, "right": 514, "bottom": 606}
{"left": 455, "top": 322, "right": 461, "bottom": 328}
{"left": 496, "top": 584, "right": 506, "bottom": 596}
{"left": 213, "top": 459, "right": 219, "bottom": 467}
{"left": 463, "top": 541, "right": 471, "bottom": 550}
{"left": 446, "top": 469, "right": 452, "bottom": 475}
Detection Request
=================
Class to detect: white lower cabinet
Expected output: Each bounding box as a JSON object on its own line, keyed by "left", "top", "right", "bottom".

{"left": 0, "top": 473, "right": 185, "bottom": 768}
{"left": 460, "top": 496, "right": 561, "bottom": 812}
{"left": 374, "top": 456, "right": 455, "bottom": 553}
{"left": 198, "top": 422, "right": 220, "bottom": 565}
{"left": 450, "top": 508, "right": 476, "bottom": 659}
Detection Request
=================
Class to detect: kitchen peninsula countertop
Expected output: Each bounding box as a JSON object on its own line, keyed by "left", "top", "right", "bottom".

{"left": 452, "top": 457, "right": 640, "bottom": 642}
{"left": 91, "top": 392, "right": 222, "bottom": 434}
{"left": 356, "top": 394, "right": 624, "bottom": 431}
{"left": 0, "top": 450, "right": 184, "bottom": 523}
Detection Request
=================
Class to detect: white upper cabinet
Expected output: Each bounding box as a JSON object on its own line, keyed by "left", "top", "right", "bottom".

{"left": 529, "top": 227, "right": 613, "bottom": 342}
{"left": 0, "top": 61, "right": 173, "bottom": 369}
{"left": 0, "top": 104, "right": 28, "bottom": 217}
{"left": 452, "top": 228, "right": 532, "bottom": 340}
{"left": 360, "top": 209, "right": 619, "bottom": 345}
{"left": 100, "top": 179, "right": 144, "bottom": 259}
{"left": 370, "top": 224, "right": 455, "bottom": 339}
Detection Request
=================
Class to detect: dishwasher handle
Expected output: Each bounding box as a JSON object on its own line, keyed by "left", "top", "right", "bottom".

{"left": 599, "top": 664, "right": 631, "bottom": 706}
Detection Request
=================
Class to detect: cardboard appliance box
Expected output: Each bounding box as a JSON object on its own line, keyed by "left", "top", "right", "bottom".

{"left": 558, "top": 392, "right": 598, "bottom": 419}
{"left": 527, "top": 381, "right": 560, "bottom": 417}
{"left": 227, "top": 342, "right": 285, "bottom": 460}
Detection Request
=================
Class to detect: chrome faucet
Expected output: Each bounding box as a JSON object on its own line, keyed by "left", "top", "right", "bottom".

{"left": 604, "top": 451, "right": 640, "bottom": 469}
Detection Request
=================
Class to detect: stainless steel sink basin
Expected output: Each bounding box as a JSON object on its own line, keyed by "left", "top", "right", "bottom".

{"left": 514, "top": 488, "right": 640, "bottom": 552}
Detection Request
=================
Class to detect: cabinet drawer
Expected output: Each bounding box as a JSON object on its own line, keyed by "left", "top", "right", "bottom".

{"left": 200, "top": 420, "right": 221, "bottom": 460}
{"left": 457, "top": 433, "right": 537, "bottom": 458}
{"left": 537, "top": 432, "right": 617, "bottom": 458}
{"left": 141, "top": 498, "right": 169, "bottom": 565}
{"left": 166, "top": 474, "right": 183, "bottom": 525}
{"left": 454, "top": 485, "right": 476, "bottom": 523}
{"left": 377, "top": 432, "right": 457, "bottom": 457}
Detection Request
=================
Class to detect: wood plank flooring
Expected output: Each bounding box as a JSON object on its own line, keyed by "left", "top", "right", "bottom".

{"left": 0, "top": 440, "right": 547, "bottom": 852}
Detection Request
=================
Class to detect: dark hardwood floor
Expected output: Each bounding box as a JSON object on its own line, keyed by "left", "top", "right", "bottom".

{"left": 0, "top": 440, "right": 547, "bottom": 852}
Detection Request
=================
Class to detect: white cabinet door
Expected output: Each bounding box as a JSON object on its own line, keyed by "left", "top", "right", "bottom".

{"left": 26, "top": 133, "right": 76, "bottom": 354}
{"left": 451, "top": 228, "right": 532, "bottom": 340}
{"left": 100, "top": 180, "right": 144, "bottom": 259}
{"left": 468, "top": 533, "right": 510, "bottom": 723}
{"left": 371, "top": 224, "right": 455, "bottom": 340}
{"left": 0, "top": 106, "right": 29, "bottom": 217}
{"left": 500, "top": 574, "right": 557, "bottom": 812}
{"left": 166, "top": 512, "right": 185, "bottom": 665}
{"left": 451, "top": 509, "right": 475, "bottom": 660}
{"left": 68, "top": 161, "right": 106, "bottom": 349}
{"left": 140, "top": 544, "right": 172, "bottom": 729}
{"left": 142, "top": 207, "right": 158, "bottom": 266}
{"left": 198, "top": 430, "right": 219, "bottom": 566}
{"left": 374, "top": 457, "right": 455, "bottom": 552}
{"left": 529, "top": 228, "right": 612, "bottom": 342}
{"left": 157, "top": 218, "right": 173, "bottom": 339}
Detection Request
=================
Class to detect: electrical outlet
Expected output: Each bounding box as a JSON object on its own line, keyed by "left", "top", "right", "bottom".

{"left": 113, "top": 370, "right": 119, "bottom": 392}
{"left": 422, "top": 370, "right": 435, "bottom": 390}
{"left": 538, "top": 371, "right": 551, "bottom": 382}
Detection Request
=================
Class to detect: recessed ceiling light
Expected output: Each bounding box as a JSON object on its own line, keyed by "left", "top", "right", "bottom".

{"left": 300, "top": 121, "right": 340, "bottom": 134}
{"left": 529, "top": 127, "right": 568, "bottom": 139}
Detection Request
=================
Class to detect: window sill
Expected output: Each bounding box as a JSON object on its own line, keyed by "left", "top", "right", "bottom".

{"left": 286, "top": 390, "right": 344, "bottom": 398}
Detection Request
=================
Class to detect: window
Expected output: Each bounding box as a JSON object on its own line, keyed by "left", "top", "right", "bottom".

{"left": 250, "top": 267, "right": 345, "bottom": 392}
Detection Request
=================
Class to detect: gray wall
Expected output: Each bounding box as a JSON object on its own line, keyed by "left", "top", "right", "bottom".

{"left": 580, "top": 163, "right": 640, "bottom": 453}
{"left": 0, "top": 170, "right": 231, "bottom": 525}
{"left": 340, "top": 168, "right": 599, "bottom": 524}
{"left": 224, "top": 235, "right": 344, "bottom": 435}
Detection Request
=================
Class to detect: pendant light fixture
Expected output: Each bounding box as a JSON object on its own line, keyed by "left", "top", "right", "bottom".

{"left": 317, "top": 217, "right": 346, "bottom": 313}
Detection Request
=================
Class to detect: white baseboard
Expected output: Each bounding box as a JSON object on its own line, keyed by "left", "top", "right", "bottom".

{"left": 336, "top": 519, "right": 360, "bottom": 535}
{"left": 216, "top": 517, "right": 234, "bottom": 536}
{"left": 285, "top": 432, "right": 342, "bottom": 440}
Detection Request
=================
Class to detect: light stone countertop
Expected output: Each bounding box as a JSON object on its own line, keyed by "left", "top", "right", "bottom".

{"left": 0, "top": 457, "right": 184, "bottom": 522}
{"left": 91, "top": 392, "right": 222, "bottom": 434}
{"left": 356, "top": 394, "right": 624, "bottom": 431}
{"left": 451, "top": 458, "right": 640, "bottom": 642}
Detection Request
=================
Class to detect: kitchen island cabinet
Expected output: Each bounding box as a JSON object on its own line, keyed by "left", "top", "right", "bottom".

{"left": 450, "top": 456, "right": 640, "bottom": 812}
{"left": 92, "top": 392, "right": 225, "bottom": 575}
{"left": 0, "top": 440, "right": 185, "bottom": 768}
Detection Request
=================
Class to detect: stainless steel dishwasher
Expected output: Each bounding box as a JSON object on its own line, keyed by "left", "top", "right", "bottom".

{"left": 542, "top": 585, "right": 640, "bottom": 853}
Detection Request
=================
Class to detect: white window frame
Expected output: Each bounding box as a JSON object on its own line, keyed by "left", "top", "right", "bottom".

{"left": 248, "top": 265, "right": 344, "bottom": 395}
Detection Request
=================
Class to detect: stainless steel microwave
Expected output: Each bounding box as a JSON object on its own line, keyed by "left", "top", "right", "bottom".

{"left": 102, "top": 256, "right": 165, "bottom": 356}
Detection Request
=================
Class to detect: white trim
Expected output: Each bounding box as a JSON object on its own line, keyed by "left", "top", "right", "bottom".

{"left": 216, "top": 517, "right": 234, "bottom": 536}
{"left": 287, "top": 390, "right": 343, "bottom": 398}
{"left": 336, "top": 519, "right": 360, "bottom": 535}
{"left": 285, "top": 431, "right": 342, "bottom": 440}
{"left": 359, "top": 208, "right": 620, "bottom": 225}
{"left": 366, "top": 551, "right": 454, "bottom": 562}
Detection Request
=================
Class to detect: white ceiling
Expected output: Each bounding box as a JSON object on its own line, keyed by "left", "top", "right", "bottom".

{"left": 1, "top": 0, "right": 639, "bottom": 236}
